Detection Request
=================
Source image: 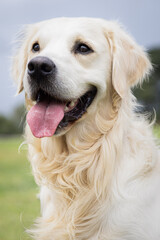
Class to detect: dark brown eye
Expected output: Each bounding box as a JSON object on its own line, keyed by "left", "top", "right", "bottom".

{"left": 74, "top": 43, "right": 93, "bottom": 55}
{"left": 32, "top": 42, "right": 40, "bottom": 52}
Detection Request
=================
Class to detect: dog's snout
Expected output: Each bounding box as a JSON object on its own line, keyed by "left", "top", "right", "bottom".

{"left": 28, "top": 57, "right": 56, "bottom": 79}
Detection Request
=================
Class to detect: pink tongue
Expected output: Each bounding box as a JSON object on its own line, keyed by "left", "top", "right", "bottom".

{"left": 27, "top": 101, "right": 65, "bottom": 138}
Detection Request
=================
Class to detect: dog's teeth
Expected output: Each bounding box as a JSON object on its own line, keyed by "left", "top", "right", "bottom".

{"left": 69, "top": 101, "right": 76, "bottom": 107}
{"left": 65, "top": 100, "right": 77, "bottom": 112}
{"left": 65, "top": 106, "right": 69, "bottom": 112}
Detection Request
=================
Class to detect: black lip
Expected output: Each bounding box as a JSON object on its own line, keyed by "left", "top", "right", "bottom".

{"left": 34, "top": 86, "right": 97, "bottom": 134}
{"left": 57, "top": 86, "right": 97, "bottom": 130}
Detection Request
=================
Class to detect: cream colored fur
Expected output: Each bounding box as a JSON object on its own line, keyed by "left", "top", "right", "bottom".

{"left": 12, "top": 18, "right": 160, "bottom": 240}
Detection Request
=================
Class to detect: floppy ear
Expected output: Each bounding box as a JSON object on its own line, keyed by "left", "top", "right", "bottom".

{"left": 106, "top": 23, "right": 152, "bottom": 98}
{"left": 12, "top": 25, "right": 33, "bottom": 95}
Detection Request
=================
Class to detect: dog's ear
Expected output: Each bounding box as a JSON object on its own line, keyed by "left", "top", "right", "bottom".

{"left": 105, "top": 22, "right": 152, "bottom": 98}
{"left": 12, "top": 25, "right": 34, "bottom": 95}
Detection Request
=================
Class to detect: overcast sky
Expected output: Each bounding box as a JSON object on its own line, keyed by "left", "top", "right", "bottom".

{"left": 0, "top": 0, "right": 160, "bottom": 115}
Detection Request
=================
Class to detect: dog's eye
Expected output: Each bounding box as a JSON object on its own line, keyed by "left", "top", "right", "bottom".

{"left": 32, "top": 42, "right": 40, "bottom": 52}
{"left": 74, "top": 43, "right": 93, "bottom": 55}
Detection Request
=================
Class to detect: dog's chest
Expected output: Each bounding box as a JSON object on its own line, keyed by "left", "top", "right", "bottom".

{"left": 40, "top": 176, "right": 160, "bottom": 240}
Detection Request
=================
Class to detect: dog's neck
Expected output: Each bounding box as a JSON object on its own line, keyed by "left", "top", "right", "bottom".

{"left": 26, "top": 88, "right": 126, "bottom": 193}
{"left": 26, "top": 90, "right": 137, "bottom": 238}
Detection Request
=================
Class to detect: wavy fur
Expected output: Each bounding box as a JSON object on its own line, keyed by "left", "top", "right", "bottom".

{"left": 12, "top": 18, "right": 160, "bottom": 240}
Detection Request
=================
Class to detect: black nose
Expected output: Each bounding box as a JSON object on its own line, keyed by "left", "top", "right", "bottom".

{"left": 28, "top": 57, "right": 56, "bottom": 79}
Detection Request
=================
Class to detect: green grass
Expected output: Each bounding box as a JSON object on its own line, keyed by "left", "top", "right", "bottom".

{"left": 0, "top": 126, "right": 160, "bottom": 240}
{"left": 0, "top": 138, "right": 40, "bottom": 240}
{"left": 154, "top": 124, "right": 160, "bottom": 139}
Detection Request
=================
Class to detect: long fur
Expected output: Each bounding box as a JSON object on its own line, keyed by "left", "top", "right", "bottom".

{"left": 12, "top": 18, "right": 160, "bottom": 240}
{"left": 26, "top": 90, "right": 159, "bottom": 240}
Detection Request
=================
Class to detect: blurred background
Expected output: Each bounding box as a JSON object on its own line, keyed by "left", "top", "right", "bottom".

{"left": 0, "top": 0, "right": 160, "bottom": 239}
{"left": 0, "top": 0, "right": 160, "bottom": 135}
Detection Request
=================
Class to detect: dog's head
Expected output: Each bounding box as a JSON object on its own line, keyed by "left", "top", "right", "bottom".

{"left": 12, "top": 18, "right": 152, "bottom": 138}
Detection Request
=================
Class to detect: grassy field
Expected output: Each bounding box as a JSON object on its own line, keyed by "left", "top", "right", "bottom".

{"left": 0, "top": 138, "right": 40, "bottom": 240}
{"left": 154, "top": 124, "right": 160, "bottom": 139}
{"left": 0, "top": 126, "right": 160, "bottom": 240}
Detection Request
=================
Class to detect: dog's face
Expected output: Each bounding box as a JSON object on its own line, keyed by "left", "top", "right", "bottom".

{"left": 25, "top": 18, "right": 111, "bottom": 101}
{"left": 12, "top": 18, "right": 151, "bottom": 138}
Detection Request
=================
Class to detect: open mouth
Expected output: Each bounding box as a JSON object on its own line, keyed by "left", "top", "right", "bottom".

{"left": 26, "top": 86, "right": 97, "bottom": 138}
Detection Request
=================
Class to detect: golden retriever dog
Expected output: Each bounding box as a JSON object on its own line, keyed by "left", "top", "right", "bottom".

{"left": 12, "top": 18, "right": 160, "bottom": 240}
